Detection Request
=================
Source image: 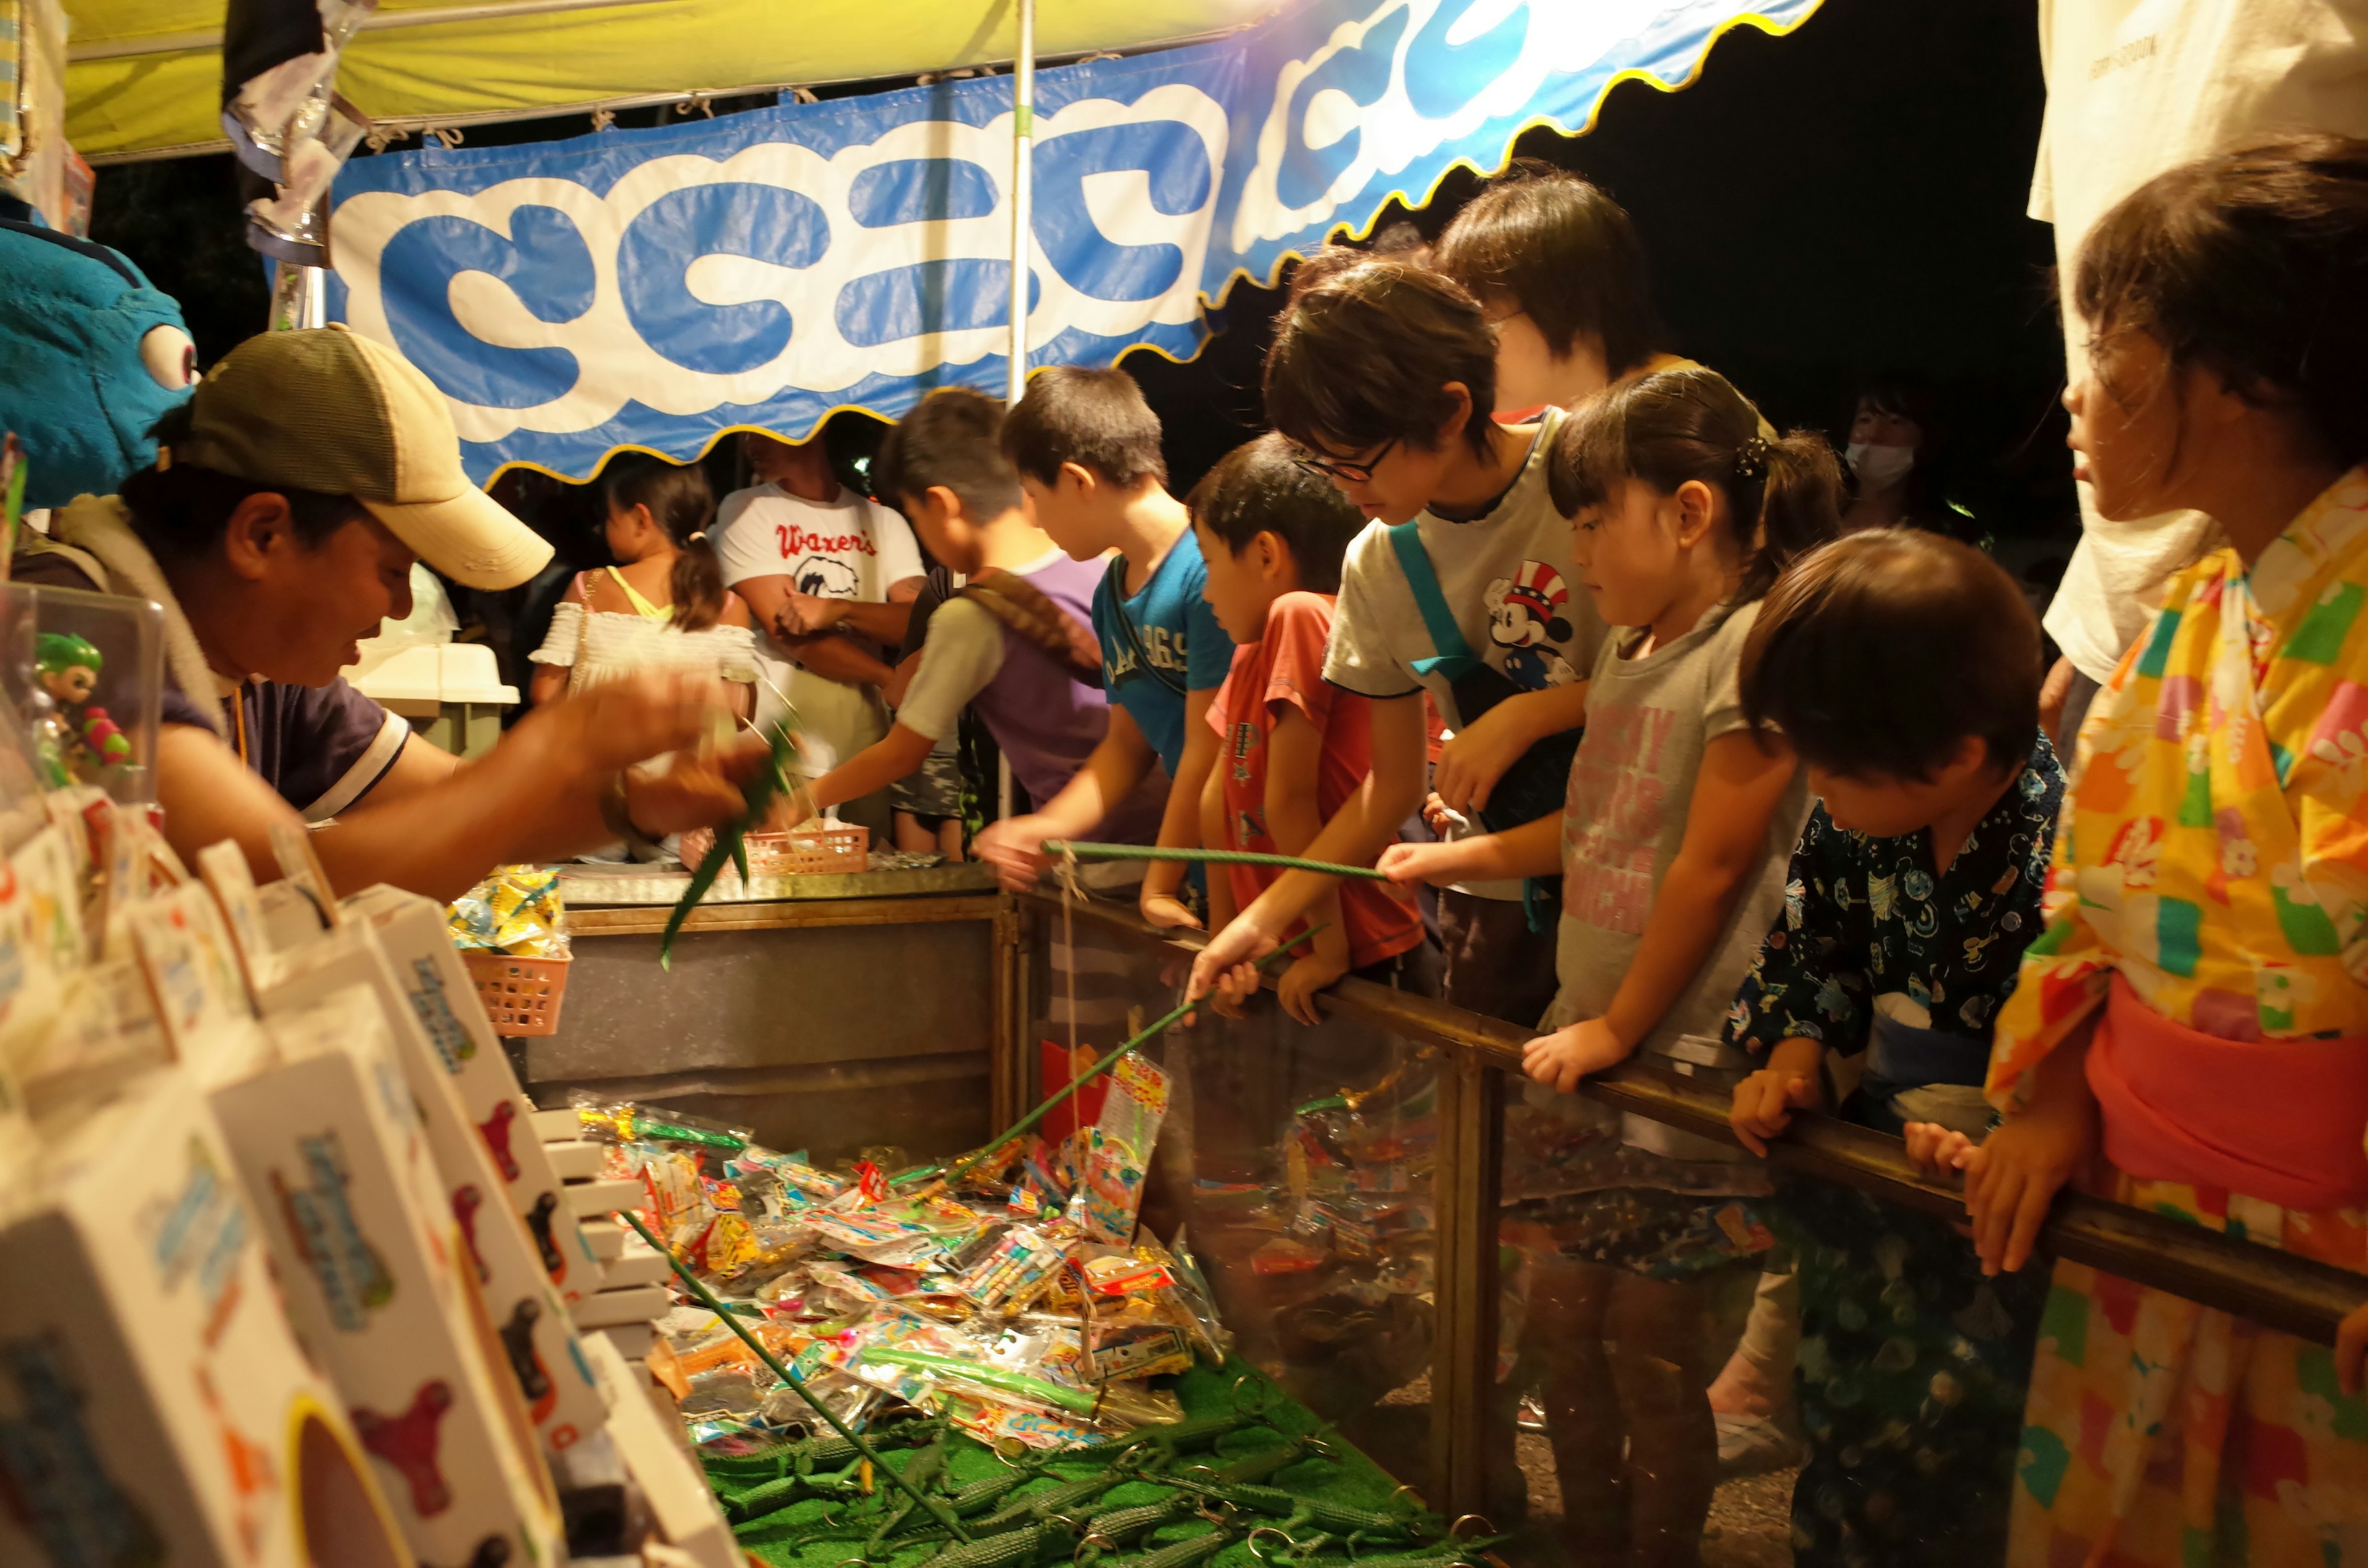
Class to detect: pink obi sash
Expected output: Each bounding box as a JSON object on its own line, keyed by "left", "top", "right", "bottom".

{"left": 2087, "top": 975, "right": 2368, "bottom": 1212}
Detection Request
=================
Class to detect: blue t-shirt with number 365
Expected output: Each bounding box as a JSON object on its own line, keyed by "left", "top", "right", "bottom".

{"left": 1090, "top": 529, "right": 1232, "bottom": 773}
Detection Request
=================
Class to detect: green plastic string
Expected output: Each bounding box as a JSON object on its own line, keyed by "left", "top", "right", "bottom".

{"left": 892, "top": 923, "right": 1332, "bottom": 1189}
{"left": 1042, "top": 840, "right": 1393, "bottom": 881}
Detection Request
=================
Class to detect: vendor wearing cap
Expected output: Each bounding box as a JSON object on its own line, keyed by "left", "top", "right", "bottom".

{"left": 15, "top": 325, "right": 765, "bottom": 900}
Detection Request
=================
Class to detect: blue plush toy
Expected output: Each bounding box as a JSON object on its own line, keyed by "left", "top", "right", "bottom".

{"left": 0, "top": 219, "right": 199, "bottom": 509}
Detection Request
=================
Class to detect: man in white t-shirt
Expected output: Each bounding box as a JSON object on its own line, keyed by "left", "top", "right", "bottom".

{"left": 2033, "top": 0, "right": 2368, "bottom": 749}
{"left": 713, "top": 431, "right": 927, "bottom": 831}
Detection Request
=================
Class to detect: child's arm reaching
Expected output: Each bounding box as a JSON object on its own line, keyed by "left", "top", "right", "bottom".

{"left": 1189, "top": 693, "right": 1427, "bottom": 998}
{"left": 1264, "top": 703, "right": 1355, "bottom": 1027}
{"left": 1730, "top": 1036, "right": 1824, "bottom": 1157}
{"left": 1525, "top": 729, "right": 1798, "bottom": 1092}
{"left": 1376, "top": 816, "right": 1562, "bottom": 886}
{"left": 1140, "top": 691, "right": 1220, "bottom": 930}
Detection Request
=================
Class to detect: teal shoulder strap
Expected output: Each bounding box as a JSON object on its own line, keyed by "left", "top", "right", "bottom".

{"left": 1386, "top": 521, "right": 1482, "bottom": 682}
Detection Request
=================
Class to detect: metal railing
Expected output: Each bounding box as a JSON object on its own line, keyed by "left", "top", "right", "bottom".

{"left": 1013, "top": 890, "right": 2368, "bottom": 1516}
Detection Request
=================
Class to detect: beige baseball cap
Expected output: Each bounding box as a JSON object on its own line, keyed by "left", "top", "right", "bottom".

{"left": 165, "top": 324, "right": 553, "bottom": 590}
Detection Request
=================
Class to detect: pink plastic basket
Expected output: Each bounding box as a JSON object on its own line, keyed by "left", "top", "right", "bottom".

{"left": 463, "top": 951, "right": 571, "bottom": 1036}
{"left": 680, "top": 823, "right": 870, "bottom": 877}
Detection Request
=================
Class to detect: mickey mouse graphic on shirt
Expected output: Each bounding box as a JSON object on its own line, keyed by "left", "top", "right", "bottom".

{"left": 1485, "top": 560, "right": 1579, "bottom": 688}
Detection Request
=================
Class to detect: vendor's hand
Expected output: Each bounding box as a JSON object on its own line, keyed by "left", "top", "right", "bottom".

{"left": 1276, "top": 949, "right": 1350, "bottom": 1028}
{"left": 1522, "top": 1017, "right": 1632, "bottom": 1095}
{"left": 1904, "top": 1121, "right": 1978, "bottom": 1180}
{"left": 973, "top": 816, "right": 1053, "bottom": 892}
{"left": 1434, "top": 702, "right": 1536, "bottom": 817}
{"left": 620, "top": 736, "right": 773, "bottom": 836}
{"left": 1190, "top": 913, "right": 1278, "bottom": 1004}
{"left": 1729, "top": 1066, "right": 1820, "bottom": 1158}
{"left": 2338, "top": 1299, "right": 2368, "bottom": 1396}
{"left": 1378, "top": 839, "right": 1468, "bottom": 889}
{"left": 1962, "top": 1091, "right": 2097, "bottom": 1276}
{"left": 1140, "top": 890, "right": 1202, "bottom": 931}
{"left": 553, "top": 671, "right": 735, "bottom": 776}
{"left": 776, "top": 591, "right": 847, "bottom": 638}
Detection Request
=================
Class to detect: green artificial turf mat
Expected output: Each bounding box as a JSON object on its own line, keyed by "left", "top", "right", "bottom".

{"left": 716, "top": 1361, "right": 1420, "bottom": 1568}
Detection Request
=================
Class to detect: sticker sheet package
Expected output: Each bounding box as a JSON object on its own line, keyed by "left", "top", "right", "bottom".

{"left": 211, "top": 987, "right": 564, "bottom": 1568}
{"left": 1078, "top": 1051, "right": 1169, "bottom": 1244}
{"left": 344, "top": 884, "right": 604, "bottom": 1307}
{"left": 0, "top": 1066, "right": 413, "bottom": 1568}
{"left": 261, "top": 920, "right": 606, "bottom": 1461}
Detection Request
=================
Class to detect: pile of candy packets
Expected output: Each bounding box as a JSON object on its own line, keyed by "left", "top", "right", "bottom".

{"left": 449, "top": 864, "right": 569, "bottom": 957}
{"left": 569, "top": 1051, "right": 1237, "bottom": 1458}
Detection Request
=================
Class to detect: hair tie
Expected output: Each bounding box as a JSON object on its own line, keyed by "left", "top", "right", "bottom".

{"left": 688, "top": 530, "right": 708, "bottom": 542}
{"left": 1733, "top": 435, "right": 1774, "bottom": 483}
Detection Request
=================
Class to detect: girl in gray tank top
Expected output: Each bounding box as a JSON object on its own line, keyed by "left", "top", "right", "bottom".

{"left": 1383, "top": 365, "right": 1844, "bottom": 1560}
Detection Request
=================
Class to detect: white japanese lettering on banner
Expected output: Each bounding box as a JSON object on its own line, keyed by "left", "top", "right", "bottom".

{"left": 332, "top": 86, "right": 1225, "bottom": 458}
{"left": 327, "top": 0, "right": 1818, "bottom": 481}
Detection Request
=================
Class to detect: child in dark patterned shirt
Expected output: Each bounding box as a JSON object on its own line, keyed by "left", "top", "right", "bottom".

{"left": 1721, "top": 528, "right": 2064, "bottom": 1568}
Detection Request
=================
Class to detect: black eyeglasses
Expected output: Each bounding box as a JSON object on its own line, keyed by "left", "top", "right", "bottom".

{"left": 1290, "top": 437, "right": 1397, "bottom": 485}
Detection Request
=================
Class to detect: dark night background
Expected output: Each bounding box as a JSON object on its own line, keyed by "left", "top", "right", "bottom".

{"left": 89, "top": 0, "right": 2079, "bottom": 629}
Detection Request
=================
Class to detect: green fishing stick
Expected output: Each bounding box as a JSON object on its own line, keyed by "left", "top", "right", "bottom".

{"left": 619, "top": 1209, "right": 974, "bottom": 1542}
{"left": 894, "top": 922, "right": 1331, "bottom": 1189}
{"left": 1043, "top": 840, "right": 1394, "bottom": 881}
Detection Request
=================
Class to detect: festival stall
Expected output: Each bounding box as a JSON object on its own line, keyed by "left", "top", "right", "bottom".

{"left": 22, "top": 3, "right": 2354, "bottom": 1566}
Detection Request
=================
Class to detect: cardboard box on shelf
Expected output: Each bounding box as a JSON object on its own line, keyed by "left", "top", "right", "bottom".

{"left": 212, "top": 988, "right": 567, "bottom": 1568}
{"left": 260, "top": 921, "right": 606, "bottom": 1462}
{"left": 0, "top": 1067, "right": 411, "bottom": 1568}
{"left": 343, "top": 886, "right": 606, "bottom": 1307}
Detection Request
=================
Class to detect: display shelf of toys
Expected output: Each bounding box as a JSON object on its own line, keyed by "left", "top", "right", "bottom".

{"left": 0, "top": 578, "right": 734, "bottom": 1566}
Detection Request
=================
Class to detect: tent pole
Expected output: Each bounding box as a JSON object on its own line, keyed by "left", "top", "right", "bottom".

{"left": 1007, "top": 0, "right": 1035, "bottom": 413}
{"left": 998, "top": 0, "right": 1035, "bottom": 826}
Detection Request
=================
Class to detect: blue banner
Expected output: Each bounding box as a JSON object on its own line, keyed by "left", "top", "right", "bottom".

{"left": 331, "top": 0, "right": 1819, "bottom": 482}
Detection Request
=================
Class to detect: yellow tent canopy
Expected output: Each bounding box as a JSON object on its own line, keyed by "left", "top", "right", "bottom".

{"left": 60, "top": 0, "right": 1272, "bottom": 161}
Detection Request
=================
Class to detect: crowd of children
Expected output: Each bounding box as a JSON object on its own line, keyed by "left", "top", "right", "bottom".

{"left": 532, "top": 130, "right": 2368, "bottom": 1567}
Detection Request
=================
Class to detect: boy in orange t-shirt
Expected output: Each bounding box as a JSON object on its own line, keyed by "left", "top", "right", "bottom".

{"left": 1194, "top": 434, "right": 1437, "bottom": 1026}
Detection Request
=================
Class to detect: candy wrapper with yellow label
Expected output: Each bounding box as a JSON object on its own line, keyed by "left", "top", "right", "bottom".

{"left": 448, "top": 864, "right": 570, "bottom": 956}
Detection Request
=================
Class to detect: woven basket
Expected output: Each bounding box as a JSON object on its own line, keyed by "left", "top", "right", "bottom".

{"left": 680, "top": 823, "right": 870, "bottom": 878}
{"left": 464, "top": 951, "right": 572, "bottom": 1036}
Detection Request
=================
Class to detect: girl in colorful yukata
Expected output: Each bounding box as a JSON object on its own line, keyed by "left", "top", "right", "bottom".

{"left": 1381, "top": 365, "right": 1841, "bottom": 1564}
{"left": 1721, "top": 529, "right": 2064, "bottom": 1566}
{"left": 1922, "top": 134, "right": 2368, "bottom": 1567}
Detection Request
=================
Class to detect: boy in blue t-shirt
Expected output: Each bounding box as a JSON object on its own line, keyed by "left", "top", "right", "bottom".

{"left": 976, "top": 367, "right": 1230, "bottom": 925}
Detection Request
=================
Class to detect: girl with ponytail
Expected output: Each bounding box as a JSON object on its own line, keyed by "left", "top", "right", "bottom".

{"left": 1379, "top": 364, "right": 1841, "bottom": 1562}
{"left": 530, "top": 454, "right": 759, "bottom": 717}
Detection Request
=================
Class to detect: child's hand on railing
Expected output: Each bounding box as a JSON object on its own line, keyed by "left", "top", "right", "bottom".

{"left": 1522, "top": 1017, "right": 1631, "bottom": 1094}
{"left": 1962, "top": 1092, "right": 2097, "bottom": 1277}
{"left": 1730, "top": 1066, "right": 1820, "bottom": 1157}
{"left": 1140, "top": 890, "right": 1201, "bottom": 931}
{"left": 1276, "top": 950, "right": 1350, "bottom": 1028}
{"left": 1903, "top": 1121, "right": 1977, "bottom": 1180}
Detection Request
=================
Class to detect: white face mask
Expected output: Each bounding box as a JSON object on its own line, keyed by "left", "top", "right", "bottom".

{"left": 1847, "top": 441, "right": 1915, "bottom": 490}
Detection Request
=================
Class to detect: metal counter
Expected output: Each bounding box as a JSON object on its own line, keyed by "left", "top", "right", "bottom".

{"left": 521, "top": 861, "right": 1027, "bottom": 1163}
